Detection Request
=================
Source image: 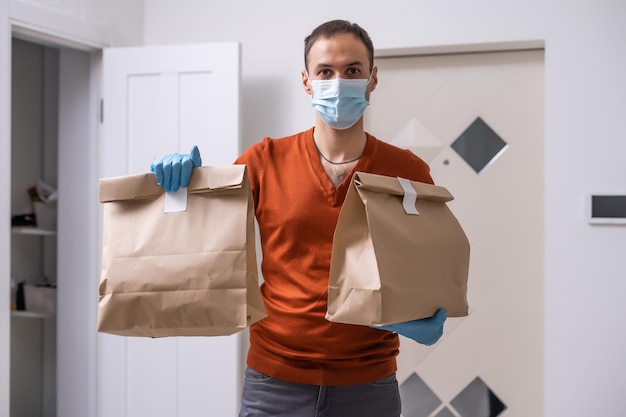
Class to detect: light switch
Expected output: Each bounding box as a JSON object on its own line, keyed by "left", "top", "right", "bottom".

{"left": 587, "top": 194, "right": 626, "bottom": 224}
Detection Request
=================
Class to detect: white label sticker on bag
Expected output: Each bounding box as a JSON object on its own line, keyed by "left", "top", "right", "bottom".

{"left": 164, "top": 187, "right": 188, "bottom": 213}
{"left": 397, "top": 177, "right": 419, "bottom": 215}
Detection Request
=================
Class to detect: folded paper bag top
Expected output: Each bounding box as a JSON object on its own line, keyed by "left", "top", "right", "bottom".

{"left": 98, "top": 164, "right": 246, "bottom": 202}
{"left": 326, "top": 171, "right": 470, "bottom": 327}
{"left": 98, "top": 165, "right": 267, "bottom": 337}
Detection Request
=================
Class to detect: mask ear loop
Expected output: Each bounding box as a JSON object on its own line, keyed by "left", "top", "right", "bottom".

{"left": 304, "top": 71, "right": 315, "bottom": 99}
{"left": 364, "top": 67, "right": 378, "bottom": 87}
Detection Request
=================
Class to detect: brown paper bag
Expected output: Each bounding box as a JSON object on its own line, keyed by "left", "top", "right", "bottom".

{"left": 326, "top": 171, "right": 469, "bottom": 326}
{"left": 98, "top": 165, "right": 266, "bottom": 337}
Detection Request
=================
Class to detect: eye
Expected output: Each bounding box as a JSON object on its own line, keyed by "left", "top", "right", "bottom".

{"left": 346, "top": 68, "right": 361, "bottom": 77}
{"left": 318, "top": 69, "right": 332, "bottom": 77}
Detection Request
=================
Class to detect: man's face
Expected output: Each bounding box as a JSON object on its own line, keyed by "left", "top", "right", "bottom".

{"left": 303, "top": 33, "right": 377, "bottom": 99}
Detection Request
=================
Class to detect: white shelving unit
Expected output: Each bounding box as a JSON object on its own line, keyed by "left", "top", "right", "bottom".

{"left": 11, "top": 310, "right": 50, "bottom": 319}
{"left": 10, "top": 223, "right": 58, "bottom": 417}
{"left": 10, "top": 38, "right": 58, "bottom": 417}
{"left": 11, "top": 227, "right": 56, "bottom": 237}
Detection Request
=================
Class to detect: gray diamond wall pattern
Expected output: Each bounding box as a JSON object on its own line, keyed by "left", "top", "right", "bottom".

{"left": 365, "top": 49, "right": 545, "bottom": 417}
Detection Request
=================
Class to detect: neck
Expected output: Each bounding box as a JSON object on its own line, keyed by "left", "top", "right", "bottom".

{"left": 313, "top": 118, "right": 367, "bottom": 163}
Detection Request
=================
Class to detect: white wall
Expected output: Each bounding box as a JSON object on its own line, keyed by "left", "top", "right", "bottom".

{"left": 143, "top": 1, "right": 626, "bottom": 416}
{"left": 0, "top": 3, "right": 11, "bottom": 417}
{"left": 11, "top": 0, "right": 144, "bottom": 46}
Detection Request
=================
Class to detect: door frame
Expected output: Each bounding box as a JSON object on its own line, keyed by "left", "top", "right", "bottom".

{"left": 375, "top": 39, "right": 544, "bottom": 59}
{"left": 0, "top": 1, "right": 109, "bottom": 415}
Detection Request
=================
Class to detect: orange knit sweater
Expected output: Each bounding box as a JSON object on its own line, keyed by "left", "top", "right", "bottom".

{"left": 235, "top": 127, "right": 433, "bottom": 385}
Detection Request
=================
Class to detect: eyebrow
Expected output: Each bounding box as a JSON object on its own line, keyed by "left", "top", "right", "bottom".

{"left": 315, "top": 60, "right": 365, "bottom": 70}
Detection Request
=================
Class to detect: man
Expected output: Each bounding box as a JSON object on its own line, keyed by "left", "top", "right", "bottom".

{"left": 151, "top": 20, "right": 446, "bottom": 417}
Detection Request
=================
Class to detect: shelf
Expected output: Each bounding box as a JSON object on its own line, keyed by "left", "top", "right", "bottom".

{"left": 10, "top": 310, "right": 50, "bottom": 319}
{"left": 11, "top": 226, "right": 56, "bottom": 236}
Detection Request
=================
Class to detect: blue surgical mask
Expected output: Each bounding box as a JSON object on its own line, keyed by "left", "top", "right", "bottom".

{"left": 310, "top": 77, "right": 370, "bottom": 130}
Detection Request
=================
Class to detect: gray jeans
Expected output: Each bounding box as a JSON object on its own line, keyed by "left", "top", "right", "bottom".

{"left": 239, "top": 367, "right": 401, "bottom": 417}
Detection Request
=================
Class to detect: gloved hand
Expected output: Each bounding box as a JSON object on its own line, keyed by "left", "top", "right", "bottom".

{"left": 150, "top": 146, "right": 202, "bottom": 192}
{"left": 374, "top": 308, "right": 446, "bottom": 346}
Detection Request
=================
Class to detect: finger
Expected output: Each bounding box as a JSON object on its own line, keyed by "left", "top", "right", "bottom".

{"left": 158, "top": 153, "right": 179, "bottom": 191}
{"left": 434, "top": 308, "right": 447, "bottom": 324}
{"left": 190, "top": 145, "right": 202, "bottom": 167}
{"left": 179, "top": 157, "right": 194, "bottom": 188}
{"left": 169, "top": 157, "right": 182, "bottom": 192}
{"left": 422, "top": 326, "right": 444, "bottom": 346}
{"left": 162, "top": 163, "right": 173, "bottom": 192}
{"left": 151, "top": 159, "right": 165, "bottom": 186}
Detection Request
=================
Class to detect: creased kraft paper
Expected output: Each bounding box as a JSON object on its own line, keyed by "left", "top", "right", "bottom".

{"left": 326, "top": 171, "right": 470, "bottom": 326}
{"left": 98, "top": 165, "right": 266, "bottom": 337}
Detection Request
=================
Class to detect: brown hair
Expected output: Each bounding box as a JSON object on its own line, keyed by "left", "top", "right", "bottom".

{"left": 304, "top": 20, "right": 374, "bottom": 73}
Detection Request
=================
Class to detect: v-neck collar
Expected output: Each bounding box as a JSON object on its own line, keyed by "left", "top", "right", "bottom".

{"left": 304, "top": 127, "right": 374, "bottom": 207}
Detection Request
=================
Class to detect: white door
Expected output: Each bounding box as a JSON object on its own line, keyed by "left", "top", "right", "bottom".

{"left": 99, "top": 43, "right": 242, "bottom": 417}
{"left": 365, "top": 50, "right": 544, "bottom": 417}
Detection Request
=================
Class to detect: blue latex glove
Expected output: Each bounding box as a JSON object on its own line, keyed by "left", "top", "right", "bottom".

{"left": 150, "top": 146, "right": 202, "bottom": 192}
{"left": 375, "top": 308, "right": 447, "bottom": 346}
